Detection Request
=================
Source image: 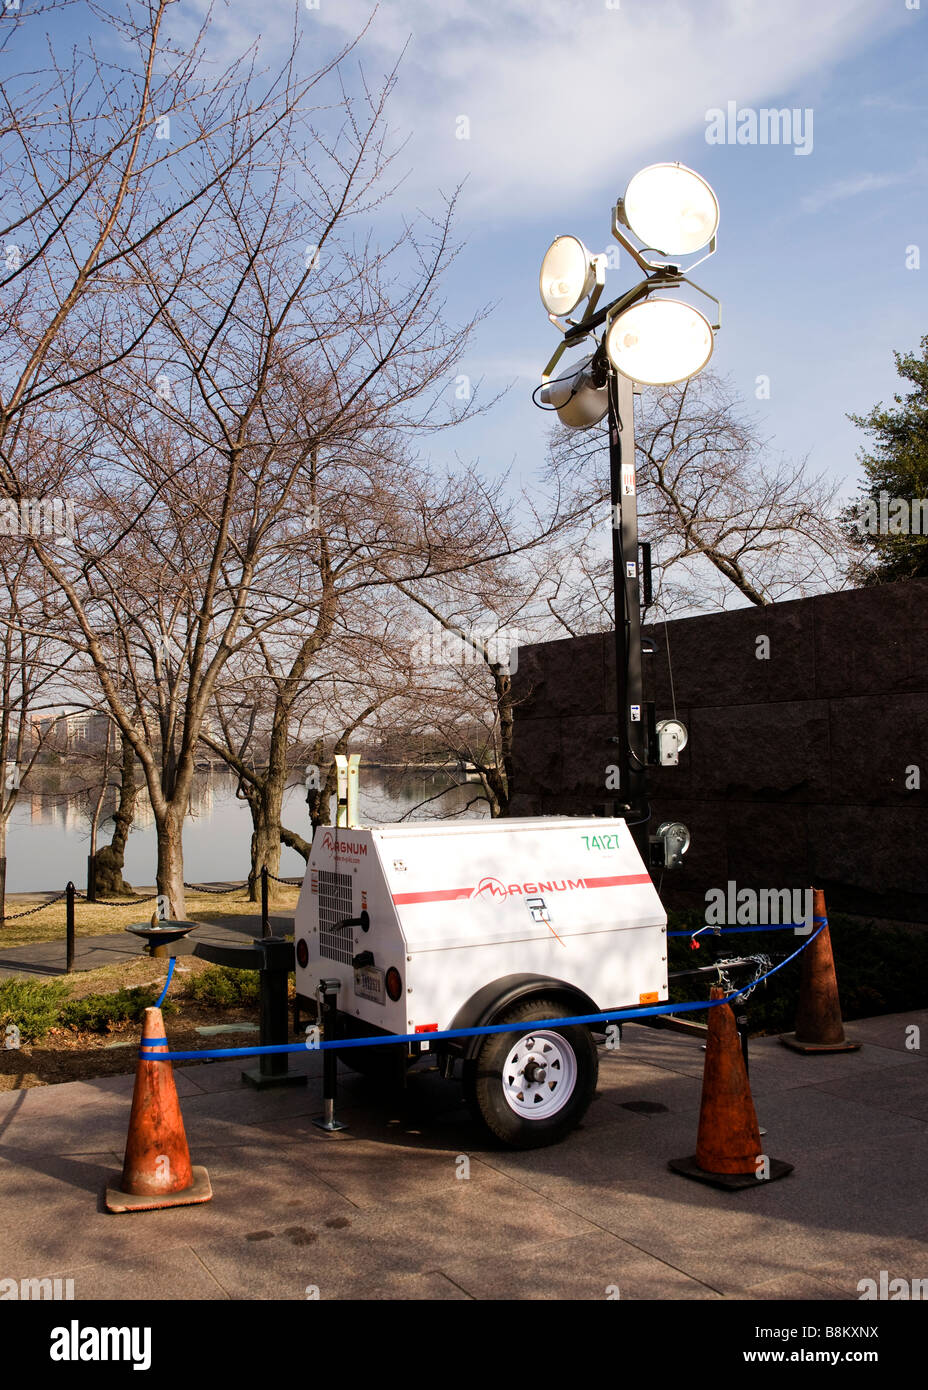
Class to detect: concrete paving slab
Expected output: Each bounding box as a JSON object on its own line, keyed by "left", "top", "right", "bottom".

{"left": 1, "top": 1006, "right": 925, "bottom": 1300}
{"left": 320, "top": 1163, "right": 601, "bottom": 1265}
{"left": 173, "top": 1050, "right": 325, "bottom": 1094}
{"left": 169, "top": 1083, "right": 325, "bottom": 1148}
{"left": 439, "top": 1228, "right": 721, "bottom": 1301}
{"left": 191, "top": 1229, "right": 471, "bottom": 1300}
{"left": 44, "top": 1245, "right": 230, "bottom": 1301}
{"left": 807, "top": 1066, "right": 928, "bottom": 1121}
{"left": 0, "top": 1140, "right": 357, "bottom": 1277}
{"left": 596, "top": 1053, "right": 704, "bottom": 1114}
{"left": 733, "top": 1041, "right": 923, "bottom": 1101}
{"left": 285, "top": 1138, "right": 506, "bottom": 1209}
{"left": 739, "top": 1084, "right": 928, "bottom": 1154}
{"left": 734, "top": 1270, "right": 857, "bottom": 1301}
{"left": 842, "top": 1011, "right": 928, "bottom": 1053}
{"left": 188, "top": 1165, "right": 601, "bottom": 1300}
{"left": 0, "top": 1093, "right": 140, "bottom": 1155}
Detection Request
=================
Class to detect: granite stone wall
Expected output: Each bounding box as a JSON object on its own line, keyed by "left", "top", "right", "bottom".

{"left": 510, "top": 578, "right": 928, "bottom": 922}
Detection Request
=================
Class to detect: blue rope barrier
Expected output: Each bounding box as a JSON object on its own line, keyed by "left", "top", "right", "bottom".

{"left": 154, "top": 957, "right": 175, "bottom": 1010}
{"left": 667, "top": 921, "right": 816, "bottom": 937}
{"left": 138, "top": 919, "right": 827, "bottom": 1062}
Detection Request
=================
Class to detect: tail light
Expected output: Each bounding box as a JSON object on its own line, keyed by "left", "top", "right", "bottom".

{"left": 385, "top": 967, "right": 403, "bottom": 1002}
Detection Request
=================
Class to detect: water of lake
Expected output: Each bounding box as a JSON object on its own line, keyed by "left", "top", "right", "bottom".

{"left": 5, "top": 767, "right": 487, "bottom": 893}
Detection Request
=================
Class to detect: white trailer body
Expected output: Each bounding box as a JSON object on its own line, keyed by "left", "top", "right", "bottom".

{"left": 294, "top": 815, "right": 667, "bottom": 1034}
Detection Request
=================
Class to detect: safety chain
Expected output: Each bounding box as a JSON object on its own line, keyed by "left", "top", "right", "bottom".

{"left": 181, "top": 880, "right": 250, "bottom": 895}
{"left": 0, "top": 889, "right": 71, "bottom": 920}
{"left": 714, "top": 953, "right": 772, "bottom": 1001}
{"left": 73, "top": 889, "right": 161, "bottom": 906}
{"left": 0, "top": 870, "right": 301, "bottom": 921}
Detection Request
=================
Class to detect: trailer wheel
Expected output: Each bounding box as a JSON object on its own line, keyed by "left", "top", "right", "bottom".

{"left": 465, "top": 998, "right": 598, "bottom": 1149}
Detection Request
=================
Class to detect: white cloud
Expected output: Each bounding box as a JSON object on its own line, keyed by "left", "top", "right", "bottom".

{"left": 173, "top": 0, "right": 906, "bottom": 220}
{"left": 799, "top": 160, "right": 927, "bottom": 214}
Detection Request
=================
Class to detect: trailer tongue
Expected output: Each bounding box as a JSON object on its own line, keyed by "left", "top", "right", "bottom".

{"left": 294, "top": 815, "right": 667, "bottom": 1148}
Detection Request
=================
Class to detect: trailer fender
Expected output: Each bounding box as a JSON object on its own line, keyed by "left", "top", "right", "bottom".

{"left": 448, "top": 974, "right": 600, "bottom": 1061}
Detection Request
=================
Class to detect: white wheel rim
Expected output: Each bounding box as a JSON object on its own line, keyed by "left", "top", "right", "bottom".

{"left": 500, "top": 1029, "right": 577, "bottom": 1120}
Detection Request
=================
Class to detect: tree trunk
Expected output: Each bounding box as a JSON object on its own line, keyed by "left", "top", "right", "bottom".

{"left": 248, "top": 788, "right": 285, "bottom": 903}
{"left": 155, "top": 805, "right": 187, "bottom": 919}
{"left": 92, "top": 734, "right": 138, "bottom": 897}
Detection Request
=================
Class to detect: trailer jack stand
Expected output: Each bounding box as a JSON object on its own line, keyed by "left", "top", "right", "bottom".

{"left": 312, "top": 978, "right": 347, "bottom": 1133}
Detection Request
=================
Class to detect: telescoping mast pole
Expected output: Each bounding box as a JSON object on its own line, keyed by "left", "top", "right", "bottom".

{"left": 606, "top": 368, "right": 649, "bottom": 862}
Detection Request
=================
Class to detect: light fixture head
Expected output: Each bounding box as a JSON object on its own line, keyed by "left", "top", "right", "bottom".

{"left": 621, "top": 163, "right": 719, "bottom": 257}
{"left": 539, "top": 235, "right": 597, "bottom": 317}
{"left": 539, "top": 354, "right": 608, "bottom": 428}
{"left": 605, "top": 297, "right": 714, "bottom": 386}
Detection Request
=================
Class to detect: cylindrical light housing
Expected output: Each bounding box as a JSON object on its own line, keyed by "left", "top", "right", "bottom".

{"left": 539, "top": 354, "right": 608, "bottom": 428}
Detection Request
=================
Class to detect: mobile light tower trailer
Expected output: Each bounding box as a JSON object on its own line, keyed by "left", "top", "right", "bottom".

{"left": 295, "top": 163, "right": 719, "bottom": 1148}
{"left": 294, "top": 814, "right": 667, "bottom": 1148}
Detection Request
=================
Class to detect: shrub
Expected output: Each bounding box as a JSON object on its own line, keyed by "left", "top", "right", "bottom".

{"left": 0, "top": 978, "right": 69, "bottom": 1042}
{"left": 60, "top": 986, "right": 174, "bottom": 1033}
{"left": 186, "top": 965, "right": 260, "bottom": 1007}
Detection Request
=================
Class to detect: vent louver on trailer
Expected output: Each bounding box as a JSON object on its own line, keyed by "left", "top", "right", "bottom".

{"left": 318, "top": 869, "right": 354, "bottom": 963}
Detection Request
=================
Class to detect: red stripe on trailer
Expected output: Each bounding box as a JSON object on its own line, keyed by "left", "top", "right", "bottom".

{"left": 392, "top": 887, "right": 474, "bottom": 905}
{"left": 393, "top": 874, "right": 651, "bottom": 905}
{"left": 582, "top": 874, "right": 653, "bottom": 889}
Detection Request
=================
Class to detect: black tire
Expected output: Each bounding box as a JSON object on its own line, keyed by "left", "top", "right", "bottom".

{"left": 464, "top": 997, "right": 598, "bottom": 1149}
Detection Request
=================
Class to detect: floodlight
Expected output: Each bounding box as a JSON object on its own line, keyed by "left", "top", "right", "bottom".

{"left": 539, "top": 354, "right": 608, "bottom": 428}
{"left": 621, "top": 163, "right": 719, "bottom": 256}
{"left": 605, "top": 298, "right": 713, "bottom": 385}
{"left": 539, "top": 235, "right": 596, "bottom": 316}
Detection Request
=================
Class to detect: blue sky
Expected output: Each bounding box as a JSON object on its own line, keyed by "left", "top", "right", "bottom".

{"left": 11, "top": 0, "right": 928, "bottom": 503}
{"left": 288, "top": 0, "right": 927, "bottom": 500}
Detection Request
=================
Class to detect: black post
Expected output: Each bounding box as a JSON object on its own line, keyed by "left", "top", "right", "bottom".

{"left": 0, "top": 855, "right": 6, "bottom": 924}
{"left": 261, "top": 865, "right": 270, "bottom": 938}
{"left": 86, "top": 854, "right": 96, "bottom": 903}
{"left": 313, "top": 978, "right": 346, "bottom": 1132}
{"left": 608, "top": 370, "right": 649, "bottom": 860}
{"left": 66, "top": 881, "right": 75, "bottom": 973}
{"left": 241, "top": 936, "right": 306, "bottom": 1090}
{"left": 734, "top": 1005, "right": 749, "bottom": 1076}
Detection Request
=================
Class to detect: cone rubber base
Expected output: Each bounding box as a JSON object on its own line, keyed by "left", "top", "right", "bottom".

{"left": 779, "top": 1033, "right": 860, "bottom": 1054}
{"left": 105, "top": 1165, "right": 212, "bottom": 1213}
{"left": 668, "top": 1155, "right": 793, "bottom": 1189}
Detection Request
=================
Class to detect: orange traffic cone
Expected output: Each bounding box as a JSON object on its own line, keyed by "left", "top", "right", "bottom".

{"left": 669, "top": 987, "right": 793, "bottom": 1189}
{"left": 780, "top": 889, "right": 860, "bottom": 1054}
{"left": 105, "top": 1007, "right": 212, "bottom": 1213}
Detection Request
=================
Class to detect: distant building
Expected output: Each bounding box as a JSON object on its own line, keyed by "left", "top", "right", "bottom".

{"left": 31, "top": 711, "right": 112, "bottom": 755}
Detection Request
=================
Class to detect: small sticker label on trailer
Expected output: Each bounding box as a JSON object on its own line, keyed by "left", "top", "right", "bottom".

{"left": 621, "top": 464, "right": 635, "bottom": 495}
{"left": 630, "top": 704, "right": 641, "bottom": 721}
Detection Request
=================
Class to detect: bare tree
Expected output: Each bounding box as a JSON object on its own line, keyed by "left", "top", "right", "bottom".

{"left": 0, "top": 547, "right": 76, "bottom": 919}
{"left": 545, "top": 372, "right": 851, "bottom": 625}
{"left": 3, "top": 5, "right": 508, "bottom": 916}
